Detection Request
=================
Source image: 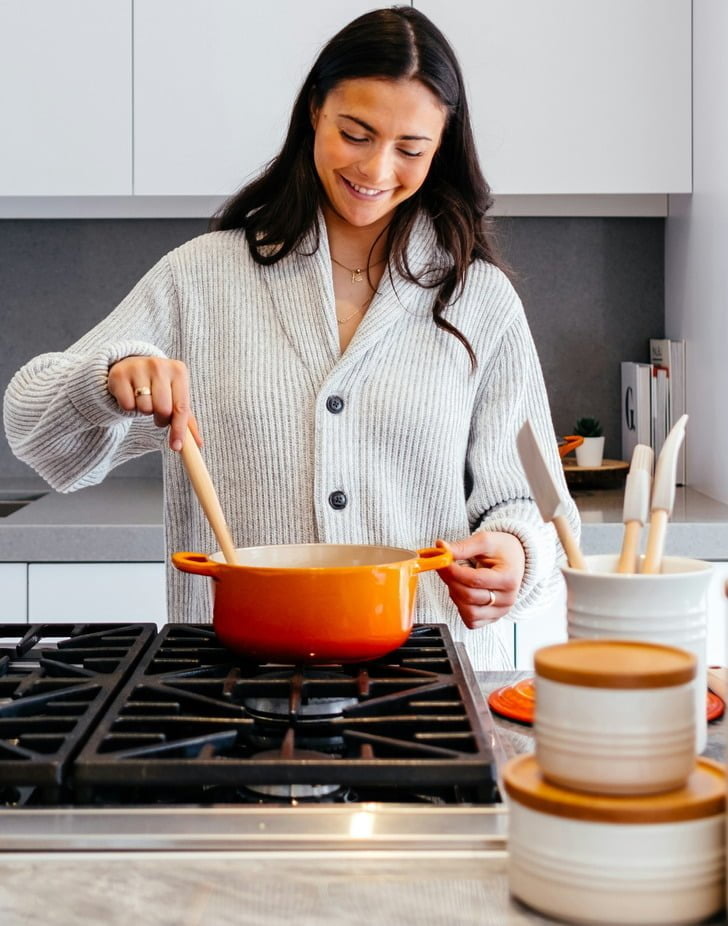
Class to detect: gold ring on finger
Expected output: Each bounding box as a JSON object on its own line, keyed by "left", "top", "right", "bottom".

{"left": 134, "top": 386, "right": 152, "bottom": 397}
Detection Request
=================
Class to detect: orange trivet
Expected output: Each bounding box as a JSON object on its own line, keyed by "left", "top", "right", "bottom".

{"left": 707, "top": 690, "right": 724, "bottom": 722}
{"left": 488, "top": 677, "right": 536, "bottom": 724}
{"left": 488, "top": 677, "right": 724, "bottom": 725}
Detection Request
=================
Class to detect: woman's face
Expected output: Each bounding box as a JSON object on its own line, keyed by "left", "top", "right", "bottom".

{"left": 311, "top": 77, "right": 447, "bottom": 231}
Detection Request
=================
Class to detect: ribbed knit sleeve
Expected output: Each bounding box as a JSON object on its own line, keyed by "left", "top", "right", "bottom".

{"left": 464, "top": 290, "right": 580, "bottom": 618}
{"left": 3, "top": 257, "right": 178, "bottom": 491}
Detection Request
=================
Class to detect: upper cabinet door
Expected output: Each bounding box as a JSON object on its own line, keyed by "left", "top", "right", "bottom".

{"left": 0, "top": 0, "right": 132, "bottom": 196}
{"left": 133, "top": 0, "right": 375, "bottom": 196}
{"left": 415, "top": 0, "right": 692, "bottom": 195}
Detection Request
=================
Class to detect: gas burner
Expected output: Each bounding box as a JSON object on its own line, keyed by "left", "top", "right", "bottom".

{"left": 242, "top": 745, "right": 344, "bottom": 800}
{"left": 243, "top": 668, "right": 358, "bottom": 722}
{"left": 241, "top": 781, "right": 343, "bottom": 801}
{"left": 66, "top": 623, "right": 501, "bottom": 807}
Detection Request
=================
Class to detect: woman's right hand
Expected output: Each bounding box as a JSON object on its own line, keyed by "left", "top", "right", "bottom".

{"left": 107, "top": 356, "right": 201, "bottom": 452}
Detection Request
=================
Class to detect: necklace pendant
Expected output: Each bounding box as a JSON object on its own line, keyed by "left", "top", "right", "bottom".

{"left": 351, "top": 268, "right": 364, "bottom": 283}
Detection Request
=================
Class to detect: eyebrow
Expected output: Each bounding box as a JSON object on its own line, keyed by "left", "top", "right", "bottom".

{"left": 339, "top": 113, "right": 433, "bottom": 143}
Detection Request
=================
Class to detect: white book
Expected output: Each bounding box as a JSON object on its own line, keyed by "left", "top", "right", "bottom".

{"left": 649, "top": 338, "right": 687, "bottom": 484}
{"left": 652, "top": 365, "right": 669, "bottom": 459}
{"left": 621, "top": 361, "right": 653, "bottom": 461}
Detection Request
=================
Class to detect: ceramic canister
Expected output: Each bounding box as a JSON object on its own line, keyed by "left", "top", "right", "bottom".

{"left": 561, "top": 555, "right": 712, "bottom": 753}
{"left": 534, "top": 639, "right": 697, "bottom": 795}
{"left": 503, "top": 754, "right": 726, "bottom": 926}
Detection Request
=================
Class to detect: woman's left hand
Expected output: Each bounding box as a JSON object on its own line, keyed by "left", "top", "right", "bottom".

{"left": 435, "top": 532, "right": 526, "bottom": 629}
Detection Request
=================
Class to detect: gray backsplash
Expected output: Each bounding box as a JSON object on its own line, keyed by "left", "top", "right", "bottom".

{"left": 0, "top": 217, "right": 663, "bottom": 480}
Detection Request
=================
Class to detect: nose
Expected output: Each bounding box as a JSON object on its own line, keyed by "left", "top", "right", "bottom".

{"left": 357, "top": 144, "right": 393, "bottom": 184}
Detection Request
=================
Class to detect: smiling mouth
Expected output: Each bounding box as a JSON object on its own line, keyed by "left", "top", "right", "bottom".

{"left": 342, "top": 177, "right": 387, "bottom": 198}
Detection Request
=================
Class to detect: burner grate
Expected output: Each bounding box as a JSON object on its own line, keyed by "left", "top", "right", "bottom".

{"left": 0, "top": 623, "right": 156, "bottom": 798}
{"left": 74, "top": 624, "right": 499, "bottom": 803}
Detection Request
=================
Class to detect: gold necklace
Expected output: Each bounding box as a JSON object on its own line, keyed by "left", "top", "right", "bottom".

{"left": 336, "top": 295, "right": 373, "bottom": 326}
{"left": 330, "top": 254, "right": 386, "bottom": 284}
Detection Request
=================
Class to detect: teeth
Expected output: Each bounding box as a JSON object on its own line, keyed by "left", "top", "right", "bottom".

{"left": 349, "top": 180, "right": 381, "bottom": 197}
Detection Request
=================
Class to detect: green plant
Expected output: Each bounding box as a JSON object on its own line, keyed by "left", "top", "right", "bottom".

{"left": 573, "top": 416, "right": 603, "bottom": 438}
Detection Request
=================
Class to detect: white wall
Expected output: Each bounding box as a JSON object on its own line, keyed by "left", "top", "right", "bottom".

{"left": 665, "top": 0, "right": 728, "bottom": 504}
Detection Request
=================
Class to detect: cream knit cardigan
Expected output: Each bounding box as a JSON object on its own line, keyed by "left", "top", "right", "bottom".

{"left": 3, "top": 214, "right": 579, "bottom": 670}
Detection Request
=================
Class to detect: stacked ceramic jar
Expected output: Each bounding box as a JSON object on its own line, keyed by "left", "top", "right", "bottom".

{"left": 502, "top": 639, "right": 726, "bottom": 926}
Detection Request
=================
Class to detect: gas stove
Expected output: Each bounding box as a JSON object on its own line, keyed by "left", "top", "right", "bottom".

{"left": 0, "top": 622, "right": 507, "bottom": 852}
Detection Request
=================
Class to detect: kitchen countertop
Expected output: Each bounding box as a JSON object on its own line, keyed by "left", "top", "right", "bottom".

{"left": 0, "top": 671, "right": 724, "bottom": 926}
{"left": 1, "top": 477, "right": 728, "bottom": 562}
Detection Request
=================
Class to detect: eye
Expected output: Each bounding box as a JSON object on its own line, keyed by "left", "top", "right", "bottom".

{"left": 398, "top": 149, "right": 424, "bottom": 159}
{"left": 341, "top": 130, "right": 368, "bottom": 144}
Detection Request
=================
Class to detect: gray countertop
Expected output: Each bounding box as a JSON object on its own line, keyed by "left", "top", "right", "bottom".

{"left": 1, "top": 477, "right": 728, "bottom": 562}
{"left": 0, "top": 478, "right": 165, "bottom": 561}
{"left": 0, "top": 671, "right": 724, "bottom": 926}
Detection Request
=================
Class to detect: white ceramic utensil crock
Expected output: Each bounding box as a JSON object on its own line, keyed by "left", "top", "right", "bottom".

{"left": 562, "top": 554, "right": 712, "bottom": 752}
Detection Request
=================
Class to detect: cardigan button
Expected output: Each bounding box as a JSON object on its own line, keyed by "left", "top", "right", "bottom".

{"left": 328, "top": 491, "right": 348, "bottom": 510}
{"left": 326, "top": 395, "right": 345, "bottom": 414}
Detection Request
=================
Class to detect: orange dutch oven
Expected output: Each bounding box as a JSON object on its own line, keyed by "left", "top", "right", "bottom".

{"left": 171, "top": 543, "right": 453, "bottom": 663}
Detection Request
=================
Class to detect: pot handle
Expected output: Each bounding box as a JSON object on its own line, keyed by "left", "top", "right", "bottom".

{"left": 414, "top": 546, "right": 453, "bottom": 573}
{"left": 558, "top": 435, "right": 584, "bottom": 458}
{"left": 171, "top": 551, "right": 221, "bottom": 577}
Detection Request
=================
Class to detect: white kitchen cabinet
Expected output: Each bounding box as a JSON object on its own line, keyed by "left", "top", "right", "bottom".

{"left": 28, "top": 563, "right": 166, "bottom": 626}
{"left": 415, "top": 0, "right": 691, "bottom": 195}
{"left": 0, "top": 0, "right": 691, "bottom": 211}
{"left": 0, "top": 0, "right": 132, "bottom": 195}
{"left": 0, "top": 563, "right": 28, "bottom": 623}
{"left": 133, "top": 0, "right": 376, "bottom": 195}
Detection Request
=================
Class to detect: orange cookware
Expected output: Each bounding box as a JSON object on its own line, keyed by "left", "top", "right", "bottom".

{"left": 558, "top": 435, "right": 584, "bottom": 458}
{"left": 172, "top": 543, "right": 453, "bottom": 663}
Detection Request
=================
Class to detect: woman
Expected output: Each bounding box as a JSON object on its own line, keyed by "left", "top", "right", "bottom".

{"left": 3, "top": 7, "right": 578, "bottom": 669}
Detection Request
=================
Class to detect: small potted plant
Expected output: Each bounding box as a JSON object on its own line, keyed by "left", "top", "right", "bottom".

{"left": 573, "top": 417, "right": 605, "bottom": 467}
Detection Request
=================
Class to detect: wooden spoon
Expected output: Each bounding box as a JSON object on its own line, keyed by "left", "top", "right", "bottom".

{"left": 179, "top": 426, "right": 238, "bottom": 564}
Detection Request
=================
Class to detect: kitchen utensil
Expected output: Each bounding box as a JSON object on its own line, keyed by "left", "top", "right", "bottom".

{"left": 557, "top": 435, "right": 584, "bottom": 458}
{"left": 179, "top": 427, "right": 238, "bottom": 565}
{"left": 641, "top": 414, "right": 688, "bottom": 574}
{"left": 616, "top": 443, "right": 654, "bottom": 574}
{"left": 171, "top": 542, "right": 453, "bottom": 662}
{"left": 504, "top": 754, "right": 726, "bottom": 926}
{"left": 534, "top": 640, "right": 696, "bottom": 795}
{"left": 562, "top": 553, "right": 712, "bottom": 753}
{"left": 517, "top": 420, "right": 587, "bottom": 570}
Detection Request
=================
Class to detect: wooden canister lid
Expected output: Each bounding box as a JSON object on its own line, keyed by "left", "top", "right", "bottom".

{"left": 534, "top": 639, "right": 696, "bottom": 689}
{"left": 503, "top": 754, "right": 725, "bottom": 824}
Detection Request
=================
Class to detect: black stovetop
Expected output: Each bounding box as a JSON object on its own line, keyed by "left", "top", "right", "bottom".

{"left": 0, "top": 623, "right": 501, "bottom": 808}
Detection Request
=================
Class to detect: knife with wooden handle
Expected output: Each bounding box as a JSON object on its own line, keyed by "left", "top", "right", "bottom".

{"left": 517, "top": 420, "right": 587, "bottom": 570}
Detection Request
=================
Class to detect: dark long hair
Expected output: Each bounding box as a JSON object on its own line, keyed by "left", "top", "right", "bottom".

{"left": 210, "top": 6, "right": 504, "bottom": 367}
